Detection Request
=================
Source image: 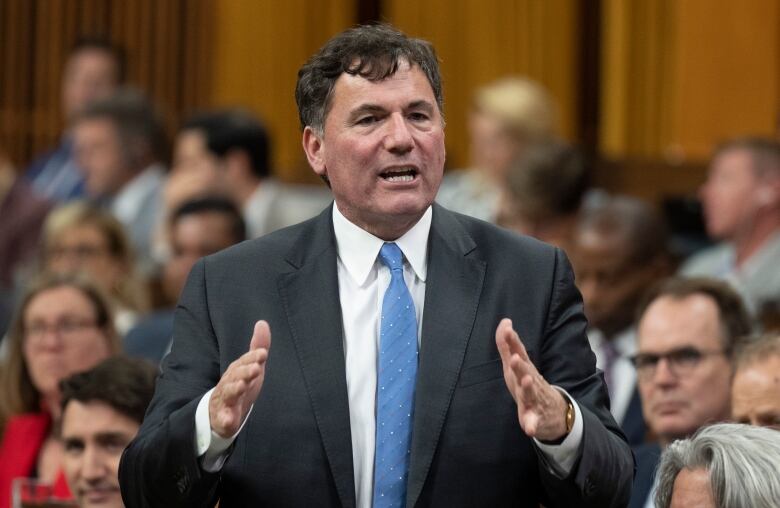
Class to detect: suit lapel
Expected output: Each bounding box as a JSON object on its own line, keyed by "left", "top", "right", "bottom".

{"left": 278, "top": 208, "right": 356, "bottom": 508}
{"left": 406, "top": 205, "right": 486, "bottom": 508}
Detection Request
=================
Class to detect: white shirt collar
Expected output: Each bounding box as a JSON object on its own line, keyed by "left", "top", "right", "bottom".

{"left": 332, "top": 204, "right": 431, "bottom": 286}
{"left": 111, "top": 164, "right": 164, "bottom": 222}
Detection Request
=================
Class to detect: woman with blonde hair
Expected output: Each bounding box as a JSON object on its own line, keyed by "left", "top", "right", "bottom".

{"left": 41, "top": 201, "right": 149, "bottom": 334}
{"left": 437, "top": 76, "right": 558, "bottom": 223}
{"left": 0, "top": 273, "right": 121, "bottom": 507}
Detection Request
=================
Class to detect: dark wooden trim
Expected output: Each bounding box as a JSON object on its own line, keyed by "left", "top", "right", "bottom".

{"left": 357, "top": 0, "right": 381, "bottom": 24}
{"left": 577, "top": 0, "right": 601, "bottom": 159}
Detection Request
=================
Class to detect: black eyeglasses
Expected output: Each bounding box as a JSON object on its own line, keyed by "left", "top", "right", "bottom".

{"left": 630, "top": 346, "right": 726, "bottom": 381}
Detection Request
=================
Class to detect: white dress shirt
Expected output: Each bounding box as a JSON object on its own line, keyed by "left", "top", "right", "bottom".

{"left": 588, "top": 327, "right": 638, "bottom": 424}
{"left": 194, "top": 204, "right": 583, "bottom": 507}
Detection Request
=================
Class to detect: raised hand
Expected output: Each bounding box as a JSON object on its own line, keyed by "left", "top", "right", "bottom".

{"left": 209, "top": 320, "right": 272, "bottom": 438}
{"left": 495, "top": 318, "right": 569, "bottom": 442}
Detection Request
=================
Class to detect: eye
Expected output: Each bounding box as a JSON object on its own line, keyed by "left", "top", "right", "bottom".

{"left": 670, "top": 348, "right": 703, "bottom": 367}
{"left": 356, "top": 115, "right": 378, "bottom": 126}
{"left": 63, "top": 439, "right": 84, "bottom": 455}
{"left": 408, "top": 112, "right": 429, "bottom": 122}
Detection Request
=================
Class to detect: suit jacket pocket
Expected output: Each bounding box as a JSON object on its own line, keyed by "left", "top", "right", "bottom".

{"left": 458, "top": 358, "right": 504, "bottom": 388}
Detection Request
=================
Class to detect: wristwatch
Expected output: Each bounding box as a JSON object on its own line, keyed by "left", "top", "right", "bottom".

{"left": 539, "top": 391, "right": 575, "bottom": 445}
{"left": 564, "top": 394, "right": 575, "bottom": 435}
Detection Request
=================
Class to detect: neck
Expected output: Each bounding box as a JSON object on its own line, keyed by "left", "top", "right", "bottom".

{"left": 336, "top": 203, "right": 422, "bottom": 241}
{"left": 236, "top": 178, "right": 264, "bottom": 207}
{"left": 732, "top": 216, "right": 780, "bottom": 266}
{"left": 41, "top": 392, "right": 61, "bottom": 421}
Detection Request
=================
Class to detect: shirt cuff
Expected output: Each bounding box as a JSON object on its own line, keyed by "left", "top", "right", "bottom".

{"left": 194, "top": 388, "right": 253, "bottom": 472}
{"left": 533, "top": 387, "right": 583, "bottom": 477}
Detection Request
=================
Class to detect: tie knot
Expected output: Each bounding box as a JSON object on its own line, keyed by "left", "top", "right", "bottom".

{"left": 378, "top": 242, "right": 404, "bottom": 271}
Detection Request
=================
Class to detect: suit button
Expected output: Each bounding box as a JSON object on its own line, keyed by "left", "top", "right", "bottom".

{"left": 584, "top": 476, "right": 596, "bottom": 496}
{"left": 175, "top": 469, "right": 190, "bottom": 494}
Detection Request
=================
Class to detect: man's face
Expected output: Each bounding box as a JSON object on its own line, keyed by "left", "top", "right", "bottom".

{"left": 73, "top": 117, "right": 130, "bottom": 198}
{"left": 61, "top": 400, "right": 139, "bottom": 508}
{"left": 163, "top": 211, "right": 239, "bottom": 302}
{"left": 303, "top": 62, "right": 445, "bottom": 239}
{"left": 572, "top": 229, "right": 658, "bottom": 337}
{"left": 731, "top": 355, "right": 780, "bottom": 429}
{"left": 637, "top": 294, "right": 733, "bottom": 444}
{"left": 699, "top": 149, "right": 762, "bottom": 240}
{"left": 669, "top": 468, "right": 715, "bottom": 508}
{"left": 62, "top": 49, "right": 119, "bottom": 120}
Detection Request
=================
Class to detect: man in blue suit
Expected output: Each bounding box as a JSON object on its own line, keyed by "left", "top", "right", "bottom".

{"left": 120, "top": 24, "right": 632, "bottom": 507}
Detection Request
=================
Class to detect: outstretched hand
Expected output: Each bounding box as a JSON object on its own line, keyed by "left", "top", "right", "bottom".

{"left": 209, "top": 320, "right": 271, "bottom": 438}
{"left": 495, "top": 318, "right": 569, "bottom": 442}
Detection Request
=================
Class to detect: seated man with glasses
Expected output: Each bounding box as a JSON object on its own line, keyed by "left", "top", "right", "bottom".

{"left": 627, "top": 277, "right": 752, "bottom": 508}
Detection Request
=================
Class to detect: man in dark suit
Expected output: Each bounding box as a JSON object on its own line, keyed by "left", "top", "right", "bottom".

{"left": 119, "top": 24, "right": 632, "bottom": 507}
{"left": 627, "top": 277, "right": 752, "bottom": 508}
{"left": 570, "top": 196, "right": 672, "bottom": 447}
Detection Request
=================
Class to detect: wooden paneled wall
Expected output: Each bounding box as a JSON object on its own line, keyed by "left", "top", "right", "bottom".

{"left": 385, "top": 0, "right": 580, "bottom": 171}
{"left": 0, "top": 0, "right": 215, "bottom": 169}
{"left": 600, "top": 0, "right": 780, "bottom": 162}
{"left": 2, "top": 1, "right": 779, "bottom": 196}
{"left": 208, "top": 0, "right": 355, "bottom": 183}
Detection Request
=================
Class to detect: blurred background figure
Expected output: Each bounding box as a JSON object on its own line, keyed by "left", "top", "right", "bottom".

{"left": 72, "top": 88, "right": 167, "bottom": 271}
{"left": 570, "top": 196, "right": 671, "bottom": 446}
{"left": 497, "top": 141, "right": 589, "bottom": 251}
{"left": 25, "top": 38, "right": 125, "bottom": 203}
{"left": 163, "top": 109, "right": 330, "bottom": 242}
{"left": 124, "top": 196, "right": 246, "bottom": 363}
{"left": 60, "top": 356, "right": 157, "bottom": 508}
{"left": 0, "top": 274, "right": 121, "bottom": 508}
{"left": 437, "top": 76, "right": 557, "bottom": 222}
{"left": 628, "top": 278, "right": 751, "bottom": 508}
{"left": 0, "top": 150, "right": 51, "bottom": 339}
{"left": 681, "top": 137, "right": 780, "bottom": 321}
{"left": 41, "top": 202, "right": 149, "bottom": 336}
{"left": 654, "top": 423, "right": 780, "bottom": 508}
{"left": 731, "top": 333, "right": 780, "bottom": 429}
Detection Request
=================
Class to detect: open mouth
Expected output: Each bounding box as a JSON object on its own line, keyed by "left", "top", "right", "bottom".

{"left": 380, "top": 167, "right": 418, "bottom": 182}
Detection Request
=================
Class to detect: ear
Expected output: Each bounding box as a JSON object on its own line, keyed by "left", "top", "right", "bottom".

{"left": 302, "top": 126, "right": 326, "bottom": 178}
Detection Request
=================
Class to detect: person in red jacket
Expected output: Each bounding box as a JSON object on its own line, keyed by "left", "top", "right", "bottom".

{"left": 0, "top": 273, "right": 120, "bottom": 508}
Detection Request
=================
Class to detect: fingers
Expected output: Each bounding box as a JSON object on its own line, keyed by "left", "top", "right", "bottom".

{"left": 495, "top": 318, "right": 530, "bottom": 363}
{"left": 250, "top": 320, "right": 272, "bottom": 352}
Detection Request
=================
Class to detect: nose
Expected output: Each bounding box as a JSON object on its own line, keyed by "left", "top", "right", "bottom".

{"left": 35, "top": 327, "right": 64, "bottom": 350}
{"left": 651, "top": 357, "right": 678, "bottom": 387}
{"left": 384, "top": 112, "right": 413, "bottom": 155}
{"left": 81, "top": 446, "right": 106, "bottom": 482}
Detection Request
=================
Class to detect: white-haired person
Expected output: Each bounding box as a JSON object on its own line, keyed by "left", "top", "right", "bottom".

{"left": 654, "top": 423, "right": 780, "bottom": 508}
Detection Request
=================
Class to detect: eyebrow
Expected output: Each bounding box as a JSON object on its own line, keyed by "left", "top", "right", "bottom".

{"left": 95, "top": 432, "right": 133, "bottom": 445}
{"left": 347, "top": 100, "right": 436, "bottom": 122}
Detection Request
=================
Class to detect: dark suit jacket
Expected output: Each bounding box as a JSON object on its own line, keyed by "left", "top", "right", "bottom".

{"left": 628, "top": 442, "right": 661, "bottom": 508}
{"left": 622, "top": 388, "right": 647, "bottom": 447}
{"left": 119, "top": 205, "right": 633, "bottom": 507}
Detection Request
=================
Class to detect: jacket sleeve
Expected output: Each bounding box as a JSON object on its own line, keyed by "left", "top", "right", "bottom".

{"left": 535, "top": 248, "right": 635, "bottom": 508}
{"left": 119, "top": 259, "right": 224, "bottom": 507}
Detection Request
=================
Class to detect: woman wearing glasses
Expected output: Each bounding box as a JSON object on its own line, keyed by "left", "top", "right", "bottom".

{"left": 0, "top": 273, "right": 121, "bottom": 508}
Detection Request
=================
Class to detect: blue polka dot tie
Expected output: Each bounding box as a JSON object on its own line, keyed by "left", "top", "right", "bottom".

{"left": 373, "top": 242, "right": 418, "bottom": 508}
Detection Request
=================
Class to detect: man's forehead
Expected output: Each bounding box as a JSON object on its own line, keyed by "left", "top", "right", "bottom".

{"left": 638, "top": 295, "right": 722, "bottom": 348}
{"left": 332, "top": 63, "right": 436, "bottom": 105}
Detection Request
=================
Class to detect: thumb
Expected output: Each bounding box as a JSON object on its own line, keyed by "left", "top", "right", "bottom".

{"left": 249, "top": 320, "right": 272, "bottom": 351}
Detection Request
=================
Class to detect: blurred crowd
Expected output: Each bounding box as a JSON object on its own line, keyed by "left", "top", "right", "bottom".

{"left": 1, "top": 38, "right": 779, "bottom": 508}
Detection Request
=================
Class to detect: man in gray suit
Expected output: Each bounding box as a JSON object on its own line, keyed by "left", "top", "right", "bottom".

{"left": 120, "top": 24, "right": 632, "bottom": 507}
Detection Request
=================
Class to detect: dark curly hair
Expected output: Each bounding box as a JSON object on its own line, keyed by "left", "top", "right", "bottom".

{"left": 295, "top": 23, "right": 443, "bottom": 133}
